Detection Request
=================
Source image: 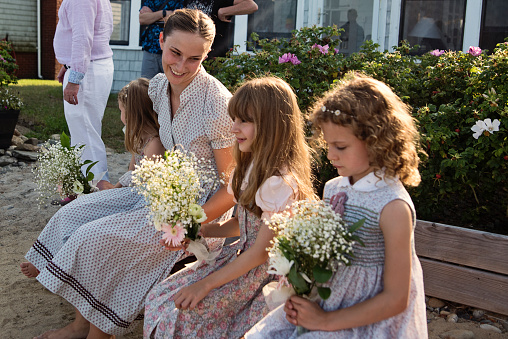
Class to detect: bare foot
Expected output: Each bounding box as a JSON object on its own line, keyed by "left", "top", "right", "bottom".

{"left": 33, "top": 321, "right": 89, "bottom": 339}
{"left": 20, "top": 262, "right": 39, "bottom": 278}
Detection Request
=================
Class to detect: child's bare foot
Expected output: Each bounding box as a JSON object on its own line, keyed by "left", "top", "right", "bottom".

{"left": 20, "top": 262, "right": 39, "bottom": 278}
{"left": 33, "top": 321, "right": 90, "bottom": 339}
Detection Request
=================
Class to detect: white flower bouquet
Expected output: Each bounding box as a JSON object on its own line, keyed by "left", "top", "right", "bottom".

{"left": 33, "top": 132, "right": 98, "bottom": 206}
{"left": 266, "top": 200, "right": 364, "bottom": 301}
{"left": 131, "top": 148, "right": 220, "bottom": 267}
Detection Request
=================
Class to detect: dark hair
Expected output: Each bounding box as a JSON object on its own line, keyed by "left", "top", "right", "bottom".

{"left": 163, "top": 8, "right": 215, "bottom": 46}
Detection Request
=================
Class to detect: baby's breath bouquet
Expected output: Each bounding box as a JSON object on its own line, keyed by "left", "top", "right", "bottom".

{"left": 266, "top": 200, "right": 364, "bottom": 300}
{"left": 33, "top": 132, "right": 98, "bottom": 206}
{"left": 132, "top": 148, "right": 219, "bottom": 268}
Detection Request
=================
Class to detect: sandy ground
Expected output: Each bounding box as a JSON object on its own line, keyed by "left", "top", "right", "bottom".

{"left": 0, "top": 151, "right": 506, "bottom": 339}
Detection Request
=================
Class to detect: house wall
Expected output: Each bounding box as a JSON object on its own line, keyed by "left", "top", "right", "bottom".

{"left": 111, "top": 49, "right": 142, "bottom": 93}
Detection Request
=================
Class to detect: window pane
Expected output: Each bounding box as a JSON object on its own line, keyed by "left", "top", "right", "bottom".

{"left": 322, "top": 0, "right": 374, "bottom": 55}
{"left": 480, "top": 0, "right": 508, "bottom": 53}
{"left": 400, "top": 0, "right": 466, "bottom": 54}
{"left": 247, "top": 0, "right": 297, "bottom": 49}
{"left": 110, "top": 0, "right": 131, "bottom": 45}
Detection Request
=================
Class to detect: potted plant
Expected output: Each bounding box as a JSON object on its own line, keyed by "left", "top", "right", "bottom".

{"left": 0, "top": 39, "right": 22, "bottom": 149}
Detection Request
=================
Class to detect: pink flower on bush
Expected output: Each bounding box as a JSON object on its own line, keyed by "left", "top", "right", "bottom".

{"left": 278, "top": 53, "right": 301, "bottom": 65}
{"left": 312, "top": 43, "right": 329, "bottom": 54}
{"left": 334, "top": 48, "right": 340, "bottom": 54}
{"left": 161, "top": 222, "right": 186, "bottom": 247}
{"left": 468, "top": 46, "right": 482, "bottom": 57}
{"left": 429, "top": 49, "right": 445, "bottom": 56}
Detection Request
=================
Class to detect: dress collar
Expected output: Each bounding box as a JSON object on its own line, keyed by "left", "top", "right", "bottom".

{"left": 337, "top": 170, "right": 397, "bottom": 192}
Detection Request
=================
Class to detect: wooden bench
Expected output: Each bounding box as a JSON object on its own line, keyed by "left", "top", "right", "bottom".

{"left": 414, "top": 220, "right": 508, "bottom": 315}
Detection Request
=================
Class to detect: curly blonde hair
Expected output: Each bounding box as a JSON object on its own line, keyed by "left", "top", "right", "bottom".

{"left": 228, "top": 77, "right": 317, "bottom": 217}
{"left": 310, "top": 73, "right": 422, "bottom": 186}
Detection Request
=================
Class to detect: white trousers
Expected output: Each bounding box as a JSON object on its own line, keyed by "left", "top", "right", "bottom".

{"left": 63, "top": 57, "right": 114, "bottom": 182}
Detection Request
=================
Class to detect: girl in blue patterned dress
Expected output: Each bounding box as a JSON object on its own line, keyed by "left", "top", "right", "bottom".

{"left": 143, "top": 76, "right": 317, "bottom": 338}
{"left": 246, "top": 74, "right": 428, "bottom": 338}
{"left": 23, "top": 9, "right": 236, "bottom": 339}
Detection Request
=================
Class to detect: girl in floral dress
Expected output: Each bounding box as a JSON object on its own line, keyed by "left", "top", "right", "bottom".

{"left": 23, "top": 9, "right": 236, "bottom": 339}
{"left": 144, "top": 76, "right": 317, "bottom": 339}
{"left": 246, "top": 74, "right": 428, "bottom": 338}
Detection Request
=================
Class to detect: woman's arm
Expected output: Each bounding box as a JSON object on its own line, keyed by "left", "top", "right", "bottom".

{"left": 173, "top": 222, "right": 274, "bottom": 310}
{"left": 218, "top": 0, "right": 258, "bottom": 22}
{"left": 200, "top": 217, "right": 241, "bottom": 238}
{"left": 200, "top": 147, "right": 236, "bottom": 223}
{"left": 285, "top": 199, "right": 413, "bottom": 331}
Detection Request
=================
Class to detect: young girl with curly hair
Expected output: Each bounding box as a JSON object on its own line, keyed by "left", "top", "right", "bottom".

{"left": 246, "top": 73, "right": 427, "bottom": 338}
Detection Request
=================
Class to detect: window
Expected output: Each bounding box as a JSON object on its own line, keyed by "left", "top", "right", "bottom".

{"left": 400, "top": 0, "right": 466, "bottom": 54}
{"left": 480, "top": 0, "right": 508, "bottom": 53}
{"left": 110, "top": 0, "right": 131, "bottom": 45}
{"left": 320, "top": 0, "right": 374, "bottom": 55}
{"left": 246, "top": 0, "right": 298, "bottom": 49}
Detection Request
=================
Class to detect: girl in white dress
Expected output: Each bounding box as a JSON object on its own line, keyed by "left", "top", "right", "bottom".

{"left": 144, "top": 76, "right": 317, "bottom": 338}
{"left": 246, "top": 73, "right": 428, "bottom": 338}
{"left": 23, "top": 9, "right": 236, "bottom": 339}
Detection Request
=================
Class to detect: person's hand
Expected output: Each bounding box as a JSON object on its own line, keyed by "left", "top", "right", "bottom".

{"left": 64, "top": 82, "right": 80, "bottom": 105}
{"left": 57, "top": 66, "right": 66, "bottom": 84}
{"left": 160, "top": 237, "right": 190, "bottom": 252}
{"left": 217, "top": 8, "right": 232, "bottom": 22}
{"left": 139, "top": 6, "right": 152, "bottom": 14}
{"left": 284, "top": 295, "right": 327, "bottom": 330}
{"left": 173, "top": 279, "right": 211, "bottom": 310}
{"left": 96, "top": 180, "right": 115, "bottom": 190}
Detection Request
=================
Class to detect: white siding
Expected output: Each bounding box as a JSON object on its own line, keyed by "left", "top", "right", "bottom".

{"left": 0, "top": 0, "right": 37, "bottom": 52}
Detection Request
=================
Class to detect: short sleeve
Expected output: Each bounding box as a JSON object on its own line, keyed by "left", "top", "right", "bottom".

{"left": 256, "top": 175, "right": 298, "bottom": 222}
{"left": 203, "top": 75, "right": 235, "bottom": 149}
{"left": 148, "top": 73, "right": 168, "bottom": 115}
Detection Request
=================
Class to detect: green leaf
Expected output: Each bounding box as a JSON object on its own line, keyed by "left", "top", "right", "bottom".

{"left": 312, "top": 266, "right": 332, "bottom": 283}
{"left": 85, "top": 161, "right": 98, "bottom": 176}
{"left": 60, "top": 131, "right": 71, "bottom": 149}
{"left": 288, "top": 265, "right": 309, "bottom": 295}
{"left": 317, "top": 286, "right": 331, "bottom": 300}
{"left": 349, "top": 218, "right": 365, "bottom": 233}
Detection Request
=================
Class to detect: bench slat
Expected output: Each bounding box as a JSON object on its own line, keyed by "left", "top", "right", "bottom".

{"left": 415, "top": 220, "right": 508, "bottom": 275}
{"left": 420, "top": 258, "right": 508, "bottom": 315}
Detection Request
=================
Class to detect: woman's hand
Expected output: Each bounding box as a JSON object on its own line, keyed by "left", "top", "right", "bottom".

{"left": 173, "top": 279, "right": 211, "bottom": 310}
{"left": 159, "top": 238, "right": 190, "bottom": 253}
{"left": 284, "top": 296, "right": 328, "bottom": 331}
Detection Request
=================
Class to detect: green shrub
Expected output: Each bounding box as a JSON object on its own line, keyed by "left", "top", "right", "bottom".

{"left": 0, "top": 40, "right": 18, "bottom": 87}
{"left": 204, "top": 30, "right": 507, "bottom": 233}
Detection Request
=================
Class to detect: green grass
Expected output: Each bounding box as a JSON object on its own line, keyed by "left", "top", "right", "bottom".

{"left": 11, "top": 79, "right": 126, "bottom": 152}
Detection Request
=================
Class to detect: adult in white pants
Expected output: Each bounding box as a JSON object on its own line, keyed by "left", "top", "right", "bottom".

{"left": 54, "top": 0, "right": 115, "bottom": 189}
{"left": 62, "top": 58, "right": 114, "bottom": 183}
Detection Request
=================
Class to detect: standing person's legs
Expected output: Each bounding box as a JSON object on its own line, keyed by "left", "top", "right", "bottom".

{"left": 141, "top": 50, "right": 163, "bottom": 79}
{"left": 63, "top": 58, "right": 114, "bottom": 182}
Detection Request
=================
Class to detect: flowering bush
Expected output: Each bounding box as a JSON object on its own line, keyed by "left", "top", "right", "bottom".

{"left": 206, "top": 29, "right": 507, "bottom": 232}
{"left": 131, "top": 149, "right": 219, "bottom": 247}
{"left": 266, "top": 200, "right": 364, "bottom": 299}
{"left": 33, "top": 132, "right": 98, "bottom": 205}
{"left": 0, "top": 40, "right": 18, "bottom": 87}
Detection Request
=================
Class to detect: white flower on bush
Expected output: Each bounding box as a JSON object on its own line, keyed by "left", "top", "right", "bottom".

{"left": 267, "top": 251, "right": 294, "bottom": 276}
{"left": 471, "top": 118, "right": 500, "bottom": 139}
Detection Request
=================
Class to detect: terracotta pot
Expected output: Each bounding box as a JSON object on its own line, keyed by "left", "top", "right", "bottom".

{"left": 0, "top": 109, "right": 19, "bottom": 149}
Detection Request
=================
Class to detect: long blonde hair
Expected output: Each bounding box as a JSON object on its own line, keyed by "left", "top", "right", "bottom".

{"left": 310, "top": 73, "right": 422, "bottom": 186}
{"left": 118, "top": 78, "right": 159, "bottom": 154}
{"left": 228, "top": 77, "right": 316, "bottom": 217}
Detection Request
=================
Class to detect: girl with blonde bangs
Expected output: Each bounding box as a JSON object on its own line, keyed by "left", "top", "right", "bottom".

{"left": 246, "top": 73, "right": 427, "bottom": 338}
{"left": 144, "top": 76, "right": 316, "bottom": 338}
{"left": 228, "top": 77, "right": 316, "bottom": 217}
